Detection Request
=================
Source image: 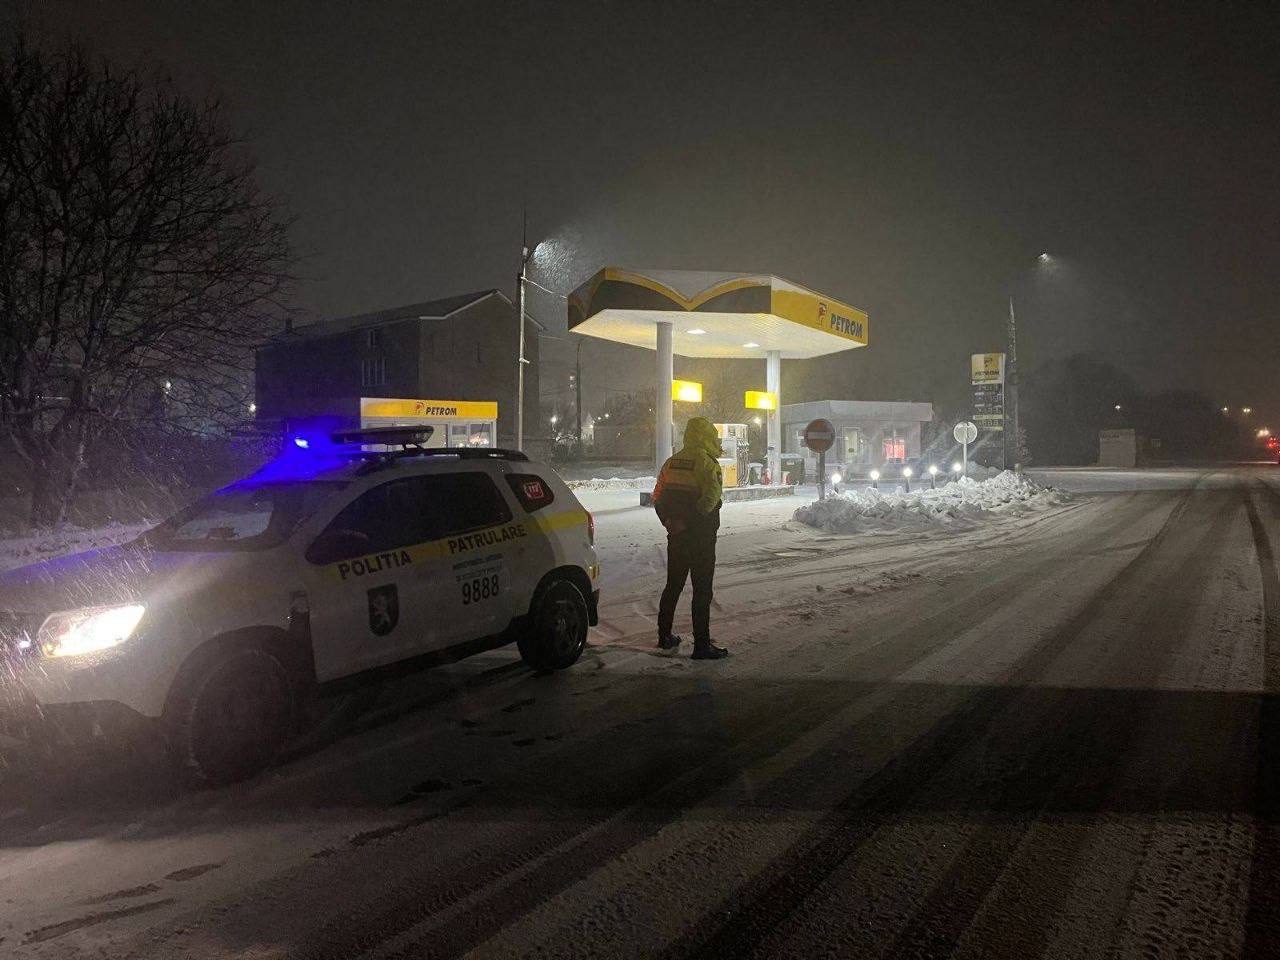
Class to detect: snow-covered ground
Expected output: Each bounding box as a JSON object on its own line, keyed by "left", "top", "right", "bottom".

{"left": 565, "top": 475, "right": 656, "bottom": 491}
{"left": 793, "top": 470, "right": 1068, "bottom": 534}
{"left": 0, "top": 465, "right": 1276, "bottom": 958}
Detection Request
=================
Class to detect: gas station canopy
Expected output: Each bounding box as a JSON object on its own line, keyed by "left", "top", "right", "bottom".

{"left": 567, "top": 268, "right": 869, "bottom": 358}
{"left": 567, "top": 267, "right": 871, "bottom": 480}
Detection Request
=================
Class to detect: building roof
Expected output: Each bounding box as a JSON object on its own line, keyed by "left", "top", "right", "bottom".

{"left": 567, "top": 267, "right": 868, "bottom": 359}
{"left": 289, "top": 289, "right": 516, "bottom": 340}
{"left": 780, "top": 399, "right": 935, "bottom": 423}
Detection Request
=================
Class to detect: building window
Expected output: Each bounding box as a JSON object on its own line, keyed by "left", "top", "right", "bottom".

{"left": 361, "top": 356, "right": 386, "bottom": 387}
{"left": 366, "top": 328, "right": 381, "bottom": 349}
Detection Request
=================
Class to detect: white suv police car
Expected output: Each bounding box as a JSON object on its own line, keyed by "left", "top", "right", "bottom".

{"left": 0, "top": 427, "right": 599, "bottom": 784}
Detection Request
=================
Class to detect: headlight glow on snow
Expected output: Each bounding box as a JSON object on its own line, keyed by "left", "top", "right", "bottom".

{"left": 38, "top": 604, "right": 146, "bottom": 658}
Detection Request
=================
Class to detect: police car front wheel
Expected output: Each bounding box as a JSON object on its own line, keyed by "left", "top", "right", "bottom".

{"left": 166, "top": 646, "right": 296, "bottom": 786}
{"left": 519, "top": 579, "right": 589, "bottom": 671}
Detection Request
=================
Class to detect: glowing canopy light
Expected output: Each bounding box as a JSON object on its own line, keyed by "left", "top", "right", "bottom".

{"left": 744, "top": 390, "right": 777, "bottom": 411}
{"left": 672, "top": 379, "right": 703, "bottom": 403}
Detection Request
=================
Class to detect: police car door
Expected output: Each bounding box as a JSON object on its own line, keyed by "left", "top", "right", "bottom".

{"left": 421, "top": 469, "right": 523, "bottom": 647}
{"left": 302, "top": 476, "right": 446, "bottom": 679}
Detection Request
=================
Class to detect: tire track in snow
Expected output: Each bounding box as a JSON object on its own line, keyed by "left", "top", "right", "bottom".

{"left": 1242, "top": 474, "right": 1280, "bottom": 953}
{"left": 661, "top": 482, "right": 1203, "bottom": 960}
{"left": 882, "top": 489, "right": 1240, "bottom": 960}
{"left": 284, "top": 491, "right": 1172, "bottom": 959}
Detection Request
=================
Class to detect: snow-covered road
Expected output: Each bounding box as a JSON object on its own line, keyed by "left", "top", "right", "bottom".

{"left": 3, "top": 465, "right": 1280, "bottom": 958}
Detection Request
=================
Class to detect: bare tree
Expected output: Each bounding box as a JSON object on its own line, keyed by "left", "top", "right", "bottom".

{"left": 0, "top": 38, "right": 292, "bottom": 525}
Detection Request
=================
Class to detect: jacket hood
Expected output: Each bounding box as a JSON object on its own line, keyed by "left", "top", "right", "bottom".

{"left": 681, "top": 417, "right": 722, "bottom": 459}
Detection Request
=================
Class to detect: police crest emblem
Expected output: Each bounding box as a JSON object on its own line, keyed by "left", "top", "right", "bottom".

{"left": 367, "top": 584, "right": 399, "bottom": 636}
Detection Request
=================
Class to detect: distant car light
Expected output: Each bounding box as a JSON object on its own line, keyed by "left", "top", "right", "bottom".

{"left": 38, "top": 604, "right": 146, "bottom": 658}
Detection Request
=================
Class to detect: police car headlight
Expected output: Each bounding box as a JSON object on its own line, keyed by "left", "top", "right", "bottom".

{"left": 37, "top": 604, "right": 146, "bottom": 658}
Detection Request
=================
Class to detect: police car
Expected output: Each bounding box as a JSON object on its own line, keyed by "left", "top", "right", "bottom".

{"left": 0, "top": 427, "right": 599, "bottom": 784}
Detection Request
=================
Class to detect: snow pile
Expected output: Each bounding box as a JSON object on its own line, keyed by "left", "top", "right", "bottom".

{"left": 0, "top": 522, "right": 151, "bottom": 573}
{"left": 566, "top": 476, "right": 657, "bottom": 492}
{"left": 793, "top": 471, "right": 1068, "bottom": 534}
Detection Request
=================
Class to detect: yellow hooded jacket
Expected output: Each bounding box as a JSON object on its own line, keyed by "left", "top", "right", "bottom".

{"left": 652, "top": 417, "right": 723, "bottom": 536}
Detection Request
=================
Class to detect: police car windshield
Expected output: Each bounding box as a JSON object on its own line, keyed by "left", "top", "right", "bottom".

{"left": 142, "top": 481, "right": 347, "bottom": 552}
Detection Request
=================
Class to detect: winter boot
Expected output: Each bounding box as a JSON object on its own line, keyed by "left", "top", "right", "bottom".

{"left": 657, "top": 633, "right": 683, "bottom": 652}
{"left": 691, "top": 640, "right": 729, "bottom": 660}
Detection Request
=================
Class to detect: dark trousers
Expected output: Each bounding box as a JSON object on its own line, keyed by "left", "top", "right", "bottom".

{"left": 658, "top": 529, "right": 717, "bottom": 644}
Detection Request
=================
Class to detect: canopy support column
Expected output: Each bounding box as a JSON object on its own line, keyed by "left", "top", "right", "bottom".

{"left": 656, "top": 320, "right": 674, "bottom": 473}
{"left": 767, "top": 349, "right": 781, "bottom": 484}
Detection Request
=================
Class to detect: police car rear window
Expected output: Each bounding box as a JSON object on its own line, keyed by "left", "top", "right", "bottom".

{"left": 307, "top": 471, "right": 514, "bottom": 564}
{"left": 505, "top": 473, "right": 555, "bottom": 512}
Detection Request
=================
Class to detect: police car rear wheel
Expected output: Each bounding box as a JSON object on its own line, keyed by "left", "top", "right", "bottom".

{"left": 169, "top": 647, "right": 295, "bottom": 786}
{"left": 519, "top": 580, "right": 589, "bottom": 671}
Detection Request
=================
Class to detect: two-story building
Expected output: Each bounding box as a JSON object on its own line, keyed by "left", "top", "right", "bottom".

{"left": 254, "top": 290, "right": 540, "bottom": 448}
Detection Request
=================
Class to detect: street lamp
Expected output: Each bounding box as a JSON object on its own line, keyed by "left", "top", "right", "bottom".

{"left": 517, "top": 222, "right": 566, "bottom": 451}
{"left": 869, "top": 468, "right": 880, "bottom": 490}
{"left": 928, "top": 464, "right": 939, "bottom": 488}
{"left": 903, "top": 465, "right": 913, "bottom": 492}
{"left": 1005, "top": 252, "right": 1057, "bottom": 472}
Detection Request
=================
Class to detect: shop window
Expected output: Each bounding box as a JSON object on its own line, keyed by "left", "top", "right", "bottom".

{"left": 843, "top": 427, "right": 868, "bottom": 463}
{"left": 360, "top": 356, "right": 386, "bottom": 387}
{"left": 468, "top": 422, "right": 493, "bottom": 447}
{"left": 882, "top": 435, "right": 906, "bottom": 461}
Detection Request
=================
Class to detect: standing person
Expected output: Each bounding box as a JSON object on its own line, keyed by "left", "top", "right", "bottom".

{"left": 652, "top": 417, "right": 729, "bottom": 660}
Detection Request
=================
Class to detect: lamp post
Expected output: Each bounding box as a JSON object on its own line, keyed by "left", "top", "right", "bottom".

{"left": 1004, "top": 252, "right": 1053, "bottom": 472}
{"left": 517, "top": 233, "right": 530, "bottom": 452}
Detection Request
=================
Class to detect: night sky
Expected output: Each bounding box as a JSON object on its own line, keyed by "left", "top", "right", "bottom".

{"left": 26, "top": 0, "right": 1280, "bottom": 421}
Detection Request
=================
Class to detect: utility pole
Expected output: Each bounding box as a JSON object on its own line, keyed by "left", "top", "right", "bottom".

{"left": 1006, "top": 296, "right": 1020, "bottom": 471}
{"left": 574, "top": 337, "right": 583, "bottom": 449}
{"left": 517, "top": 211, "right": 529, "bottom": 451}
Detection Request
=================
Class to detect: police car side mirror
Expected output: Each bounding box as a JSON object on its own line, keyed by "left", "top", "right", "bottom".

{"left": 306, "top": 529, "right": 371, "bottom": 565}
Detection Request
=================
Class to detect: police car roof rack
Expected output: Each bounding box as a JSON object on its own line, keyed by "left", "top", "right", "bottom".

{"left": 326, "top": 427, "right": 530, "bottom": 472}
{"left": 330, "top": 425, "right": 435, "bottom": 448}
{"left": 351, "top": 447, "right": 530, "bottom": 474}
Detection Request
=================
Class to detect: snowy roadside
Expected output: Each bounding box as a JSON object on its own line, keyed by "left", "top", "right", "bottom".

{"left": 566, "top": 476, "right": 656, "bottom": 492}
{"left": 793, "top": 470, "right": 1068, "bottom": 534}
